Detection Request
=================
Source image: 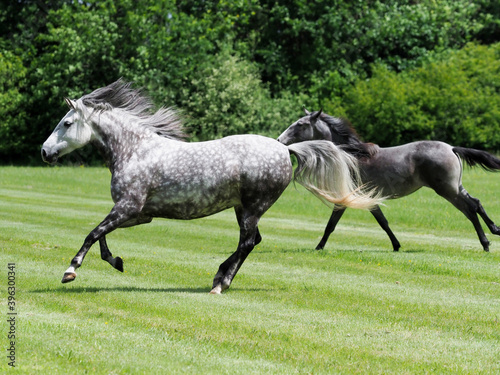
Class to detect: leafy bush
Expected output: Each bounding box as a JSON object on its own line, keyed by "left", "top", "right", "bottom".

{"left": 0, "top": 50, "right": 28, "bottom": 161}
{"left": 334, "top": 43, "right": 500, "bottom": 150}
{"left": 229, "top": 0, "right": 490, "bottom": 96}
{"left": 0, "top": 1, "right": 499, "bottom": 163}
{"left": 179, "top": 50, "right": 307, "bottom": 140}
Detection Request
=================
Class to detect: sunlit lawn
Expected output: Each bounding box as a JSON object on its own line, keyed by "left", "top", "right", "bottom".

{"left": 0, "top": 166, "right": 499, "bottom": 374}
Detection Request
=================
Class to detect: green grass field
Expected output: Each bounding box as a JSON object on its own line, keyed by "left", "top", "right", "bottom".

{"left": 1, "top": 166, "right": 499, "bottom": 374}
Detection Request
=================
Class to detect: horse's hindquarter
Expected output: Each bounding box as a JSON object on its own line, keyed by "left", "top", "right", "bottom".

{"left": 227, "top": 135, "right": 293, "bottom": 212}
{"left": 360, "top": 141, "right": 460, "bottom": 198}
{"left": 134, "top": 135, "right": 292, "bottom": 220}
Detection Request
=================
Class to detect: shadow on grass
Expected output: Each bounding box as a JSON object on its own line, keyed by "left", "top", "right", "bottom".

{"left": 399, "top": 248, "right": 427, "bottom": 253}
{"left": 29, "top": 285, "right": 273, "bottom": 294}
{"left": 29, "top": 286, "right": 210, "bottom": 294}
{"left": 270, "top": 247, "right": 403, "bottom": 254}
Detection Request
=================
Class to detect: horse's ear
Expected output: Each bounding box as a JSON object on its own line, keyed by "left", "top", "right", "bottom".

{"left": 311, "top": 109, "right": 323, "bottom": 121}
{"left": 303, "top": 106, "right": 310, "bottom": 115}
{"left": 64, "top": 97, "right": 76, "bottom": 110}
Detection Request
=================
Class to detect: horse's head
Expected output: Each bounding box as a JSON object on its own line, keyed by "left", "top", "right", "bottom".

{"left": 277, "top": 109, "right": 332, "bottom": 145}
{"left": 41, "top": 98, "right": 94, "bottom": 164}
{"left": 278, "top": 109, "right": 362, "bottom": 147}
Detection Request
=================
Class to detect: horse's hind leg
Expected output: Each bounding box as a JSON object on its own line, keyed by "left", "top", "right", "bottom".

{"left": 99, "top": 237, "right": 124, "bottom": 272}
{"left": 476, "top": 201, "right": 500, "bottom": 236}
{"left": 370, "top": 206, "right": 401, "bottom": 251}
{"left": 210, "top": 207, "right": 260, "bottom": 294}
{"left": 316, "top": 206, "right": 347, "bottom": 250}
{"left": 440, "top": 186, "right": 492, "bottom": 251}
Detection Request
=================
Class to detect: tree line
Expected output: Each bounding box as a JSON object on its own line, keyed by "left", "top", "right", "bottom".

{"left": 1, "top": 0, "right": 499, "bottom": 164}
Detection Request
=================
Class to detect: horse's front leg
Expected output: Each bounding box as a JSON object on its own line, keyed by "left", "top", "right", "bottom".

{"left": 316, "top": 205, "right": 347, "bottom": 250}
{"left": 62, "top": 202, "right": 140, "bottom": 283}
{"left": 99, "top": 236, "right": 124, "bottom": 273}
{"left": 98, "top": 216, "right": 153, "bottom": 273}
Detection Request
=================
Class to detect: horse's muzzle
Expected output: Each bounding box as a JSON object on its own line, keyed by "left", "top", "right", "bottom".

{"left": 276, "top": 136, "right": 291, "bottom": 145}
{"left": 41, "top": 148, "right": 58, "bottom": 164}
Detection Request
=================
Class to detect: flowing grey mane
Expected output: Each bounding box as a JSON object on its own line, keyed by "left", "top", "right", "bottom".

{"left": 81, "top": 79, "right": 187, "bottom": 141}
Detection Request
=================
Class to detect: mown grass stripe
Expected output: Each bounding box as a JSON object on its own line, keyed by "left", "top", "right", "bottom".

{"left": 1, "top": 166, "right": 499, "bottom": 373}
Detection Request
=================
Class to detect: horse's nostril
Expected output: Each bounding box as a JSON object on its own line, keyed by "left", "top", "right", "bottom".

{"left": 41, "top": 148, "right": 56, "bottom": 163}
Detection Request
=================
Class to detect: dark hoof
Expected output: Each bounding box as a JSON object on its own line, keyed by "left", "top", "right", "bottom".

{"left": 115, "top": 257, "right": 124, "bottom": 272}
{"left": 482, "top": 240, "right": 490, "bottom": 252}
{"left": 62, "top": 272, "right": 76, "bottom": 283}
{"left": 315, "top": 245, "right": 324, "bottom": 251}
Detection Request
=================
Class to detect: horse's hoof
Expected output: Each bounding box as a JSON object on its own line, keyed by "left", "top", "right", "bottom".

{"left": 114, "top": 257, "right": 124, "bottom": 272}
{"left": 62, "top": 272, "right": 77, "bottom": 283}
{"left": 209, "top": 285, "right": 222, "bottom": 294}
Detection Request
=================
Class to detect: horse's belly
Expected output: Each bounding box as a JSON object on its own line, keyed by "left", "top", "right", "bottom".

{"left": 361, "top": 160, "right": 422, "bottom": 198}
{"left": 143, "top": 186, "right": 241, "bottom": 220}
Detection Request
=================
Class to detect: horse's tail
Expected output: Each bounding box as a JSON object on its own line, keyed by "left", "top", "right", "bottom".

{"left": 287, "top": 140, "right": 383, "bottom": 210}
{"left": 453, "top": 147, "right": 500, "bottom": 172}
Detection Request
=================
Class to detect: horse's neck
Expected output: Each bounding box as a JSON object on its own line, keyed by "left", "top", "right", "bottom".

{"left": 324, "top": 119, "right": 362, "bottom": 146}
{"left": 327, "top": 128, "right": 378, "bottom": 159}
{"left": 329, "top": 129, "right": 354, "bottom": 146}
{"left": 90, "top": 112, "right": 155, "bottom": 169}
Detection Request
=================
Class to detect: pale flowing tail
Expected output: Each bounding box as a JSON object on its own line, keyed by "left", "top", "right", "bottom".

{"left": 287, "top": 141, "right": 383, "bottom": 210}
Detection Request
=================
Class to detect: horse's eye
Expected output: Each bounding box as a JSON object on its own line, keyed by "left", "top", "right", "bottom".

{"left": 63, "top": 121, "right": 72, "bottom": 128}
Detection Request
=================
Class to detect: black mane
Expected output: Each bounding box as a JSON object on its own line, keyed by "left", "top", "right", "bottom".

{"left": 319, "top": 114, "right": 363, "bottom": 144}
{"left": 318, "top": 113, "right": 377, "bottom": 158}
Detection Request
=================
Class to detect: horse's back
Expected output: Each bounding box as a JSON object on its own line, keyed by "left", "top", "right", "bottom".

{"left": 141, "top": 135, "right": 292, "bottom": 219}
{"left": 363, "top": 141, "right": 461, "bottom": 197}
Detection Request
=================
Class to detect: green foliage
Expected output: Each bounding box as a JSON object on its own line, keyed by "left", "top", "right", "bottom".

{"left": 0, "top": 51, "right": 27, "bottom": 157}
{"left": 179, "top": 51, "right": 306, "bottom": 140}
{"left": 335, "top": 43, "right": 500, "bottom": 149}
{"left": 180, "top": 52, "right": 271, "bottom": 139}
{"left": 229, "top": 0, "right": 490, "bottom": 95}
{"left": 0, "top": 1, "right": 499, "bottom": 163}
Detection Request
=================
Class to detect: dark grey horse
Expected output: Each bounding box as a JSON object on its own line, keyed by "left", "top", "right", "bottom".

{"left": 277, "top": 109, "right": 500, "bottom": 252}
{"left": 41, "top": 81, "right": 381, "bottom": 294}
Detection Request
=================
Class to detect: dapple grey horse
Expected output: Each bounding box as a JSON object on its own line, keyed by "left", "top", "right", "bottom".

{"left": 278, "top": 109, "right": 500, "bottom": 252}
{"left": 41, "top": 81, "right": 380, "bottom": 294}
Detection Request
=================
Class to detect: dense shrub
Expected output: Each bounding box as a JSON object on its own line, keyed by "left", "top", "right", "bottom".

{"left": 333, "top": 43, "right": 500, "bottom": 150}
{"left": 0, "top": 51, "right": 28, "bottom": 161}
{"left": 0, "top": 1, "right": 499, "bottom": 163}
{"left": 179, "top": 51, "right": 308, "bottom": 140}
{"left": 228, "top": 0, "right": 491, "bottom": 96}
